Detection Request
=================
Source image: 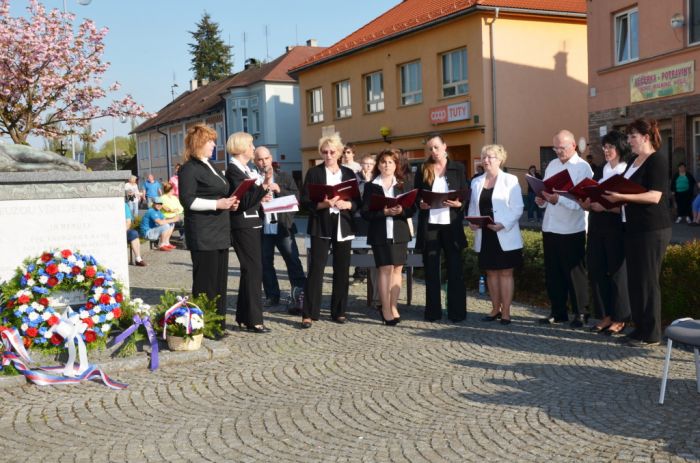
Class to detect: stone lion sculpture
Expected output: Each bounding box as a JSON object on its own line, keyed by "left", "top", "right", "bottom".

{"left": 0, "top": 143, "right": 86, "bottom": 172}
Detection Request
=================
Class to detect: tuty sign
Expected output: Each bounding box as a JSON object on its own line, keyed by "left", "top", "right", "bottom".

{"left": 429, "top": 101, "right": 470, "bottom": 124}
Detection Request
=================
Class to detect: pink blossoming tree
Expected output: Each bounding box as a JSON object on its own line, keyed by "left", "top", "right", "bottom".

{"left": 0, "top": 0, "right": 152, "bottom": 144}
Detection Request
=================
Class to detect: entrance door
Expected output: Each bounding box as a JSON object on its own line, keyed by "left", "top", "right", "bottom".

{"left": 448, "top": 144, "right": 471, "bottom": 178}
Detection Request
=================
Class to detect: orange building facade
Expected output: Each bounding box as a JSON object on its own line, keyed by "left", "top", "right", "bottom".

{"left": 588, "top": 0, "right": 700, "bottom": 176}
{"left": 292, "top": 0, "right": 588, "bottom": 183}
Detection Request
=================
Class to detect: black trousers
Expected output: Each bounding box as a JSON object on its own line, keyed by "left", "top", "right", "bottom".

{"left": 303, "top": 236, "right": 352, "bottom": 320}
{"left": 423, "top": 224, "right": 466, "bottom": 321}
{"left": 231, "top": 227, "right": 264, "bottom": 326}
{"left": 190, "top": 248, "right": 229, "bottom": 328}
{"left": 675, "top": 190, "right": 693, "bottom": 217}
{"left": 587, "top": 230, "right": 630, "bottom": 322}
{"left": 624, "top": 228, "right": 671, "bottom": 343}
{"left": 542, "top": 231, "right": 588, "bottom": 320}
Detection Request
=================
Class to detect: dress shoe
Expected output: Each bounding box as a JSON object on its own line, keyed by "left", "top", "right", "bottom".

{"left": 332, "top": 316, "right": 347, "bottom": 324}
{"left": 481, "top": 313, "right": 502, "bottom": 322}
{"left": 603, "top": 322, "right": 626, "bottom": 335}
{"left": 264, "top": 296, "right": 280, "bottom": 307}
{"left": 379, "top": 311, "right": 398, "bottom": 326}
{"left": 394, "top": 316, "right": 401, "bottom": 324}
{"left": 500, "top": 318, "right": 511, "bottom": 325}
{"left": 301, "top": 319, "right": 312, "bottom": 329}
{"left": 620, "top": 336, "right": 659, "bottom": 347}
{"left": 246, "top": 324, "right": 271, "bottom": 333}
{"left": 538, "top": 316, "right": 567, "bottom": 325}
{"left": 589, "top": 323, "right": 611, "bottom": 333}
{"left": 135, "top": 260, "right": 147, "bottom": 267}
{"left": 569, "top": 314, "right": 588, "bottom": 329}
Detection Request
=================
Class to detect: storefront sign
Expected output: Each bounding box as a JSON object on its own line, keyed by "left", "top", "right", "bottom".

{"left": 429, "top": 102, "right": 470, "bottom": 124}
{"left": 630, "top": 61, "right": 694, "bottom": 103}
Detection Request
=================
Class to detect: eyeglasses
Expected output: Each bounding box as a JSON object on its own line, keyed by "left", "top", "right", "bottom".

{"left": 321, "top": 150, "right": 336, "bottom": 155}
{"left": 602, "top": 144, "right": 616, "bottom": 151}
{"left": 552, "top": 146, "right": 568, "bottom": 153}
{"left": 483, "top": 156, "right": 499, "bottom": 161}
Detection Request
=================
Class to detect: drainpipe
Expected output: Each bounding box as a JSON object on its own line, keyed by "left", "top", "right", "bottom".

{"left": 156, "top": 127, "right": 171, "bottom": 179}
{"left": 489, "top": 7, "right": 499, "bottom": 143}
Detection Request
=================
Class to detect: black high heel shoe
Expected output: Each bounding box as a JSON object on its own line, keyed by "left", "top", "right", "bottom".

{"left": 481, "top": 312, "right": 502, "bottom": 322}
{"left": 379, "top": 310, "right": 398, "bottom": 326}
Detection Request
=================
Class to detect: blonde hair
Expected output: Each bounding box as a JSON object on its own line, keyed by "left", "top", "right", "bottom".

{"left": 318, "top": 133, "right": 344, "bottom": 155}
{"left": 226, "top": 132, "right": 254, "bottom": 156}
{"left": 183, "top": 124, "right": 217, "bottom": 162}
{"left": 480, "top": 144, "right": 507, "bottom": 165}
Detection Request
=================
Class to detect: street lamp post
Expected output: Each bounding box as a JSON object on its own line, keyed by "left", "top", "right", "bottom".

{"left": 62, "top": 0, "right": 92, "bottom": 160}
{"left": 112, "top": 115, "right": 127, "bottom": 170}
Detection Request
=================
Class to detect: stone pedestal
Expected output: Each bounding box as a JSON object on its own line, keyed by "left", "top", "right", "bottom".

{"left": 0, "top": 171, "right": 131, "bottom": 290}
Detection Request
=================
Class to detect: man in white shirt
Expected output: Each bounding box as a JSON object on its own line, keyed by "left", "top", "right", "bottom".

{"left": 535, "top": 130, "right": 593, "bottom": 328}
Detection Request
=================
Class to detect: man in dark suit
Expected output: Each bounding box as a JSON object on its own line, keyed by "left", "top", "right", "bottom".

{"left": 254, "top": 146, "right": 307, "bottom": 312}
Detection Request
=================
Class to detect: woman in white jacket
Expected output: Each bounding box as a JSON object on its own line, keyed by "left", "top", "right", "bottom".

{"left": 468, "top": 145, "right": 524, "bottom": 324}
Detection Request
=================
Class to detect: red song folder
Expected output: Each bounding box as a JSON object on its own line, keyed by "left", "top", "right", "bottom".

{"left": 465, "top": 215, "right": 495, "bottom": 228}
{"left": 307, "top": 178, "right": 360, "bottom": 202}
{"left": 368, "top": 189, "right": 418, "bottom": 211}
{"left": 526, "top": 169, "right": 574, "bottom": 198}
{"left": 230, "top": 178, "right": 257, "bottom": 200}
{"left": 419, "top": 187, "right": 470, "bottom": 208}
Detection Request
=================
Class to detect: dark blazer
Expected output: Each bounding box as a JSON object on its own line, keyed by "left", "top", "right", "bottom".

{"left": 266, "top": 170, "right": 299, "bottom": 236}
{"left": 301, "top": 164, "right": 360, "bottom": 239}
{"left": 179, "top": 158, "right": 231, "bottom": 251}
{"left": 225, "top": 162, "right": 268, "bottom": 230}
{"left": 413, "top": 159, "right": 468, "bottom": 250}
{"left": 622, "top": 153, "right": 672, "bottom": 232}
{"left": 360, "top": 180, "right": 415, "bottom": 245}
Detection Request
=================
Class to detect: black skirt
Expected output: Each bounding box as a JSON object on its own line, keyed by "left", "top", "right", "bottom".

{"left": 478, "top": 186, "right": 522, "bottom": 270}
{"left": 372, "top": 243, "right": 408, "bottom": 267}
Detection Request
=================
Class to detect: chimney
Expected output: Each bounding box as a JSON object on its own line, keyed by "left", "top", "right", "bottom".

{"left": 244, "top": 58, "right": 259, "bottom": 70}
{"left": 285, "top": 45, "right": 295, "bottom": 52}
{"left": 190, "top": 79, "right": 198, "bottom": 91}
{"left": 306, "top": 38, "right": 318, "bottom": 47}
{"left": 201, "top": 78, "right": 209, "bottom": 86}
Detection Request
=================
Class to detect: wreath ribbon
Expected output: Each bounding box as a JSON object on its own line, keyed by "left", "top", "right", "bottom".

{"left": 162, "top": 296, "right": 199, "bottom": 339}
{"left": 112, "top": 314, "right": 159, "bottom": 371}
{"left": 1, "top": 324, "right": 126, "bottom": 390}
{"left": 50, "top": 307, "right": 89, "bottom": 376}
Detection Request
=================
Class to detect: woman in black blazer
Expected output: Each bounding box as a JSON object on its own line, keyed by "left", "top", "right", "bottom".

{"left": 224, "top": 131, "right": 270, "bottom": 333}
{"left": 580, "top": 130, "right": 631, "bottom": 335}
{"left": 300, "top": 134, "right": 361, "bottom": 329}
{"left": 361, "top": 148, "right": 415, "bottom": 325}
{"left": 603, "top": 119, "right": 672, "bottom": 346}
{"left": 414, "top": 133, "right": 468, "bottom": 322}
{"left": 179, "top": 124, "right": 239, "bottom": 330}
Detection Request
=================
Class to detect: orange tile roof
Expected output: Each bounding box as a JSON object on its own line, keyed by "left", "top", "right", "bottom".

{"left": 290, "top": 0, "right": 585, "bottom": 72}
{"left": 133, "top": 46, "right": 325, "bottom": 134}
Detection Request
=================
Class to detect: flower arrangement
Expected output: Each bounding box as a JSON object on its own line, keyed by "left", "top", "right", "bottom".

{"left": 152, "top": 291, "right": 225, "bottom": 340}
{"left": 158, "top": 299, "right": 204, "bottom": 339}
{"left": 0, "top": 249, "right": 123, "bottom": 351}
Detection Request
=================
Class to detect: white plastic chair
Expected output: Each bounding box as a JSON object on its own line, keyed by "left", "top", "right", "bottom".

{"left": 659, "top": 318, "right": 700, "bottom": 404}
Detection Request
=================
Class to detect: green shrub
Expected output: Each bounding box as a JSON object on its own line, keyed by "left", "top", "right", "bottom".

{"left": 661, "top": 240, "right": 700, "bottom": 322}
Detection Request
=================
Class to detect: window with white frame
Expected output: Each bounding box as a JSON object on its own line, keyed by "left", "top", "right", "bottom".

{"left": 251, "top": 109, "right": 260, "bottom": 134}
{"left": 441, "top": 48, "right": 468, "bottom": 97}
{"left": 615, "top": 8, "right": 639, "bottom": 64}
{"left": 151, "top": 138, "right": 160, "bottom": 158}
{"left": 690, "top": 0, "right": 700, "bottom": 44}
{"left": 365, "top": 71, "right": 384, "bottom": 112}
{"left": 308, "top": 88, "right": 324, "bottom": 123}
{"left": 335, "top": 80, "right": 352, "bottom": 118}
{"left": 138, "top": 140, "right": 149, "bottom": 160}
{"left": 693, "top": 117, "right": 700, "bottom": 164}
{"left": 160, "top": 136, "right": 167, "bottom": 159}
{"left": 170, "top": 133, "right": 179, "bottom": 159}
{"left": 400, "top": 61, "right": 423, "bottom": 105}
{"left": 240, "top": 108, "right": 249, "bottom": 133}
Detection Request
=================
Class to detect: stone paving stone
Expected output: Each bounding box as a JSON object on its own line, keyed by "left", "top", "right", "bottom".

{"left": 0, "top": 237, "right": 699, "bottom": 462}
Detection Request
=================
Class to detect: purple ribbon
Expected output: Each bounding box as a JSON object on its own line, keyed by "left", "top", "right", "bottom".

{"left": 112, "top": 314, "right": 159, "bottom": 371}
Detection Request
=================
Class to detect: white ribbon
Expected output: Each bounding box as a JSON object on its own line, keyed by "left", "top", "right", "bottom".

{"left": 49, "top": 306, "right": 89, "bottom": 376}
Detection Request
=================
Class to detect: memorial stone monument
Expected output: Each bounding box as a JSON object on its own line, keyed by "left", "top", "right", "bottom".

{"left": 0, "top": 144, "right": 130, "bottom": 291}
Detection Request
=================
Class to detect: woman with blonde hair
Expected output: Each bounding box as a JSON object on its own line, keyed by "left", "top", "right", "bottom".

{"left": 468, "top": 145, "right": 523, "bottom": 324}
{"left": 413, "top": 133, "right": 467, "bottom": 322}
{"left": 300, "top": 133, "right": 361, "bottom": 328}
{"left": 225, "top": 131, "right": 270, "bottom": 333}
{"left": 179, "top": 124, "right": 239, "bottom": 330}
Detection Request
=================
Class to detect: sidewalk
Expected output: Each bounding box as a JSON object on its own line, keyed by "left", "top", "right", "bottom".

{"left": 0, "top": 238, "right": 698, "bottom": 461}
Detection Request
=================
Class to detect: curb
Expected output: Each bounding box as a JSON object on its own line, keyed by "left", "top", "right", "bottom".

{"left": 0, "top": 338, "right": 231, "bottom": 389}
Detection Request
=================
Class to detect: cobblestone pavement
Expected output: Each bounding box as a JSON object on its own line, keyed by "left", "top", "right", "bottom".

{"left": 1, "top": 240, "right": 699, "bottom": 462}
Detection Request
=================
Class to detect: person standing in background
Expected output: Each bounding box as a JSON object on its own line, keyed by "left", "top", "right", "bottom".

{"left": 124, "top": 175, "right": 141, "bottom": 219}
{"left": 341, "top": 143, "right": 361, "bottom": 173}
{"left": 142, "top": 174, "right": 162, "bottom": 208}
{"left": 671, "top": 162, "right": 696, "bottom": 224}
{"left": 169, "top": 163, "right": 182, "bottom": 197}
